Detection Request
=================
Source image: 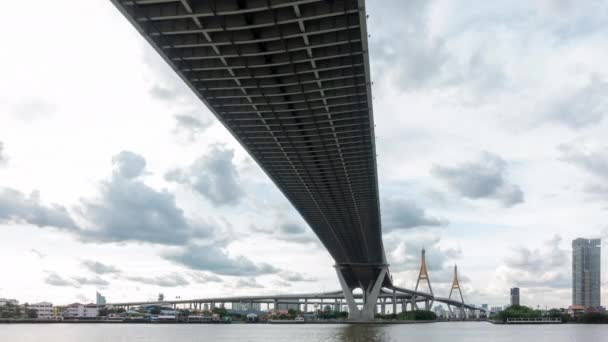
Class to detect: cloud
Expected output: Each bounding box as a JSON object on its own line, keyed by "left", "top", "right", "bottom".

{"left": 79, "top": 151, "right": 213, "bottom": 245}
{"left": 173, "top": 113, "right": 213, "bottom": 141}
{"left": 559, "top": 142, "right": 608, "bottom": 180}
{"left": 0, "top": 141, "right": 6, "bottom": 166}
{"left": 81, "top": 260, "right": 121, "bottom": 275}
{"left": 432, "top": 152, "right": 524, "bottom": 207}
{"left": 45, "top": 272, "right": 110, "bottom": 288}
{"left": 12, "top": 98, "right": 56, "bottom": 120}
{"left": 163, "top": 244, "right": 280, "bottom": 276}
{"left": 149, "top": 84, "right": 181, "bottom": 101}
{"left": 279, "top": 271, "right": 316, "bottom": 282}
{"left": 382, "top": 198, "right": 445, "bottom": 231}
{"left": 165, "top": 145, "right": 244, "bottom": 206}
{"left": 369, "top": 0, "right": 449, "bottom": 90}
{"left": 72, "top": 276, "right": 110, "bottom": 287}
{"left": 126, "top": 273, "right": 190, "bottom": 287}
{"left": 111, "top": 151, "right": 147, "bottom": 179}
{"left": 248, "top": 209, "right": 320, "bottom": 245}
{"left": 75, "top": 294, "right": 91, "bottom": 303}
{"left": 498, "top": 235, "right": 569, "bottom": 288}
{"left": 189, "top": 272, "right": 223, "bottom": 283}
{"left": 235, "top": 277, "right": 264, "bottom": 289}
{"left": 548, "top": 77, "right": 608, "bottom": 129}
{"left": 45, "top": 273, "right": 79, "bottom": 288}
{"left": 560, "top": 142, "right": 608, "bottom": 200}
{"left": 0, "top": 187, "right": 79, "bottom": 231}
{"left": 250, "top": 222, "right": 319, "bottom": 244}
{"left": 30, "top": 249, "right": 46, "bottom": 258}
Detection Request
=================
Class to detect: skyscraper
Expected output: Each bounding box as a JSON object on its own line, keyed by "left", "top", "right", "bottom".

{"left": 510, "top": 288, "right": 520, "bottom": 306}
{"left": 96, "top": 292, "right": 106, "bottom": 305}
{"left": 572, "top": 238, "right": 601, "bottom": 308}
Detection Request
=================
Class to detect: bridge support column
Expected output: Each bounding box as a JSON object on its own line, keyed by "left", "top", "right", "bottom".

{"left": 336, "top": 267, "right": 387, "bottom": 321}
{"left": 304, "top": 299, "right": 308, "bottom": 313}
{"left": 392, "top": 289, "right": 396, "bottom": 314}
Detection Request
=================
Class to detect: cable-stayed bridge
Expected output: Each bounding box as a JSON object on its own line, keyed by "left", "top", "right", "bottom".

{"left": 110, "top": 0, "right": 480, "bottom": 319}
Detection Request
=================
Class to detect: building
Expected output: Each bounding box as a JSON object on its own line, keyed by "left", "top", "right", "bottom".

{"left": 232, "top": 302, "right": 261, "bottom": 311}
{"left": 510, "top": 288, "right": 520, "bottom": 306}
{"left": 567, "top": 305, "right": 585, "bottom": 318}
{"left": 0, "top": 298, "right": 19, "bottom": 306}
{"left": 490, "top": 306, "right": 503, "bottom": 315}
{"left": 572, "top": 238, "right": 601, "bottom": 308}
{"left": 96, "top": 292, "right": 106, "bottom": 305}
{"left": 63, "top": 303, "right": 98, "bottom": 318}
{"left": 30, "top": 302, "right": 53, "bottom": 319}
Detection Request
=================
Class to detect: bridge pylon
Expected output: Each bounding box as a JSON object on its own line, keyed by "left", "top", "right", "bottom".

{"left": 447, "top": 264, "right": 465, "bottom": 319}
{"left": 335, "top": 265, "right": 388, "bottom": 321}
{"left": 414, "top": 248, "right": 434, "bottom": 310}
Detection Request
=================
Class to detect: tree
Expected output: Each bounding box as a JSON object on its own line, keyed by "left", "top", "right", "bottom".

{"left": 397, "top": 310, "right": 436, "bottom": 321}
{"left": 212, "top": 307, "right": 228, "bottom": 317}
{"left": 496, "top": 305, "right": 542, "bottom": 323}
{"left": 97, "top": 308, "right": 109, "bottom": 317}
{"left": 0, "top": 303, "right": 21, "bottom": 318}
{"left": 580, "top": 313, "right": 608, "bottom": 324}
{"left": 26, "top": 309, "right": 38, "bottom": 319}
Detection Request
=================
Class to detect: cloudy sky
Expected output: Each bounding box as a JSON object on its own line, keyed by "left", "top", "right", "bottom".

{"left": 1, "top": 0, "right": 607, "bottom": 309}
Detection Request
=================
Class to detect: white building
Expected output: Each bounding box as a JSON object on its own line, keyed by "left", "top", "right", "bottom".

{"left": 30, "top": 302, "right": 53, "bottom": 319}
{"left": 64, "top": 303, "right": 98, "bottom": 318}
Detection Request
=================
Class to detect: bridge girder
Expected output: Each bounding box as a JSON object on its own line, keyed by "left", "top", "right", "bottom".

{"left": 111, "top": 0, "right": 387, "bottom": 291}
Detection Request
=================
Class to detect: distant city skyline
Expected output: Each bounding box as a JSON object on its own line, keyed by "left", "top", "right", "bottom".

{"left": 1, "top": 0, "right": 608, "bottom": 309}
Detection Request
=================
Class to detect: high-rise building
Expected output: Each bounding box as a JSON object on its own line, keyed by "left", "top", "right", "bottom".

{"left": 572, "top": 238, "right": 601, "bottom": 308}
{"left": 96, "top": 292, "right": 106, "bottom": 305}
{"left": 510, "top": 288, "right": 520, "bottom": 306}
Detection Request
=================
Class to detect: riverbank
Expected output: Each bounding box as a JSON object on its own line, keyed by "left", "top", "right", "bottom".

{"left": 0, "top": 319, "right": 436, "bottom": 325}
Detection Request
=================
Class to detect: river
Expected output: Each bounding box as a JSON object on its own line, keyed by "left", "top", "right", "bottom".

{"left": 1, "top": 322, "right": 607, "bottom": 341}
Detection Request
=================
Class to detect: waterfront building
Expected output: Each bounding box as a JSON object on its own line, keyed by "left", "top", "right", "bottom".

{"left": 567, "top": 305, "right": 585, "bottom": 318}
{"left": 572, "top": 238, "right": 601, "bottom": 308}
{"left": 510, "top": 288, "right": 520, "bottom": 306}
{"left": 275, "top": 303, "right": 301, "bottom": 311}
{"left": 232, "top": 302, "right": 261, "bottom": 311}
{"left": 30, "top": 302, "right": 53, "bottom": 319}
{"left": 63, "top": 303, "right": 98, "bottom": 318}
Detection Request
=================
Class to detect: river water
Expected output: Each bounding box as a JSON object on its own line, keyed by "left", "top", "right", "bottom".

{"left": 1, "top": 322, "right": 607, "bottom": 342}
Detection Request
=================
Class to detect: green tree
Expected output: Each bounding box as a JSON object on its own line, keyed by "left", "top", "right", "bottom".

{"left": 397, "top": 310, "right": 436, "bottom": 321}
{"left": 212, "top": 307, "right": 228, "bottom": 317}
{"left": 496, "top": 305, "right": 542, "bottom": 322}
{"left": 97, "top": 308, "right": 109, "bottom": 317}
{"left": 26, "top": 309, "right": 38, "bottom": 319}
{"left": 580, "top": 313, "right": 608, "bottom": 323}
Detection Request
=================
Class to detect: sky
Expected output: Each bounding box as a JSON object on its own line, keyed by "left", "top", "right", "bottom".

{"left": 1, "top": 0, "right": 607, "bottom": 309}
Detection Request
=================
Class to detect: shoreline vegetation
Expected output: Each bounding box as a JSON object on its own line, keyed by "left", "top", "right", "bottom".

{"left": 491, "top": 305, "right": 608, "bottom": 324}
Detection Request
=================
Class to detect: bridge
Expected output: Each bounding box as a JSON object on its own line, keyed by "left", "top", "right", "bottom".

{"left": 109, "top": 0, "right": 479, "bottom": 320}
{"left": 107, "top": 251, "right": 483, "bottom": 317}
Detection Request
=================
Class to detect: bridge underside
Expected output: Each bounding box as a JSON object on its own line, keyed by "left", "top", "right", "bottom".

{"left": 112, "top": 0, "right": 387, "bottom": 292}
